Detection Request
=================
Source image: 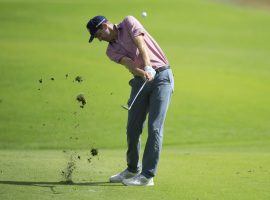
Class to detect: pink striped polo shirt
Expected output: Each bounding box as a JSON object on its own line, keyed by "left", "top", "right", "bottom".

{"left": 106, "top": 16, "right": 169, "bottom": 70}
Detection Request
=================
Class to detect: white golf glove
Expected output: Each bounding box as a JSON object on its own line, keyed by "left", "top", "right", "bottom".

{"left": 144, "top": 66, "right": 156, "bottom": 80}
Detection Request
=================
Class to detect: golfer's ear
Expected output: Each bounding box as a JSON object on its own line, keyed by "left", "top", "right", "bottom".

{"left": 101, "top": 23, "right": 108, "bottom": 29}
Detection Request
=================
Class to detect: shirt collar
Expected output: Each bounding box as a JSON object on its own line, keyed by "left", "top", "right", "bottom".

{"left": 110, "top": 24, "right": 122, "bottom": 44}
{"left": 115, "top": 23, "right": 122, "bottom": 30}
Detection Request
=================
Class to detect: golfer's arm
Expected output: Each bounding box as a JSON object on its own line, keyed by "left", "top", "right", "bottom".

{"left": 119, "top": 57, "right": 146, "bottom": 77}
{"left": 132, "top": 35, "right": 151, "bottom": 67}
{"left": 119, "top": 35, "right": 151, "bottom": 77}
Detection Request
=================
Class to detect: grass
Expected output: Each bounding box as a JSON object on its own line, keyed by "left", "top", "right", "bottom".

{"left": 0, "top": 145, "right": 270, "bottom": 200}
{"left": 0, "top": 0, "right": 270, "bottom": 199}
{"left": 0, "top": 0, "right": 270, "bottom": 149}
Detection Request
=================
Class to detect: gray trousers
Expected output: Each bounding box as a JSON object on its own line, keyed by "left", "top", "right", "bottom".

{"left": 126, "top": 68, "right": 174, "bottom": 178}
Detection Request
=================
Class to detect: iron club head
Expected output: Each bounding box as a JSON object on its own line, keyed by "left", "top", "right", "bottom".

{"left": 121, "top": 80, "right": 147, "bottom": 111}
{"left": 121, "top": 105, "right": 130, "bottom": 110}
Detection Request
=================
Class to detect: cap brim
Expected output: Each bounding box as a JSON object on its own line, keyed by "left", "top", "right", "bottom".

{"left": 88, "top": 35, "right": 95, "bottom": 43}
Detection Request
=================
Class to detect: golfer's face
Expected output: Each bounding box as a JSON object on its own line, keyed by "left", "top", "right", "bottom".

{"left": 95, "top": 27, "right": 110, "bottom": 42}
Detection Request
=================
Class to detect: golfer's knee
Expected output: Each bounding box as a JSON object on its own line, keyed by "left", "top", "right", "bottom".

{"left": 148, "top": 126, "right": 163, "bottom": 142}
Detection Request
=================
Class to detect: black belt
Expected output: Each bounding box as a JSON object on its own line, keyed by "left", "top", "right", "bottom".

{"left": 155, "top": 66, "right": 170, "bottom": 73}
{"left": 133, "top": 66, "right": 170, "bottom": 79}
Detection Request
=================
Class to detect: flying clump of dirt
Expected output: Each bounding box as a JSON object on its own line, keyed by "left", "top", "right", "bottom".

{"left": 61, "top": 154, "right": 76, "bottom": 184}
{"left": 60, "top": 147, "right": 99, "bottom": 182}
{"left": 91, "top": 148, "right": 98, "bottom": 156}
{"left": 76, "top": 94, "right": 86, "bottom": 108}
{"left": 87, "top": 148, "right": 99, "bottom": 163}
{"left": 75, "top": 76, "right": 83, "bottom": 83}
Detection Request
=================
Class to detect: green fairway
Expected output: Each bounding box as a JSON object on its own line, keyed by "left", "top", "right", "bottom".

{"left": 0, "top": 0, "right": 270, "bottom": 199}
{"left": 0, "top": 146, "right": 270, "bottom": 200}
{"left": 0, "top": 0, "right": 270, "bottom": 149}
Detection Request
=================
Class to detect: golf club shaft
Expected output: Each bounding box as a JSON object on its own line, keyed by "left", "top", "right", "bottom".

{"left": 129, "top": 80, "right": 147, "bottom": 110}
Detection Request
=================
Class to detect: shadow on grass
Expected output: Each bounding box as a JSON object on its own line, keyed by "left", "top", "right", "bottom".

{"left": 0, "top": 180, "right": 122, "bottom": 187}
{"left": 0, "top": 180, "right": 123, "bottom": 194}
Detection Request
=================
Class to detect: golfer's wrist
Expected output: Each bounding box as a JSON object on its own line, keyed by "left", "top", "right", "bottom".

{"left": 144, "top": 66, "right": 156, "bottom": 78}
{"left": 144, "top": 66, "right": 152, "bottom": 71}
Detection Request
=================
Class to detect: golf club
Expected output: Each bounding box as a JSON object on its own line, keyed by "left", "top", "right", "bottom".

{"left": 121, "top": 80, "right": 147, "bottom": 111}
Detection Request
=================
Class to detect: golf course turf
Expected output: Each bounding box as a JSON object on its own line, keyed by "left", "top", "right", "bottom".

{"left": 0, "top": 0, "right": 269, "bottom": 199}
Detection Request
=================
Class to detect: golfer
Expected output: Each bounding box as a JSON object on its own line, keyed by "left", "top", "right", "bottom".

{"left": 86, "top": 15, "right": 174, "bottom": 186}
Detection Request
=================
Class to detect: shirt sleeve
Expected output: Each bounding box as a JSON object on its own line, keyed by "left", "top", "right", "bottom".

{"left": 106, "top": 45, "right": 125, "bottom": 63}
{"left": 124, "top": 16, "right": 145, "bottom": 38}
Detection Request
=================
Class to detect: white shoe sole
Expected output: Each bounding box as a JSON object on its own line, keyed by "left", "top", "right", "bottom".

{"left": 122, "top": 179, "right": 154, "bottom": 186}
{"left": 109, "top": 172, "right": 140, "bottom": 183}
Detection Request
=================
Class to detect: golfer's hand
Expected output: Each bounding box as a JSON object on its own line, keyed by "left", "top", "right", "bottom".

{"left": 144, "top": 66, "right": 156, "bottom": 81}
{"left": 144, "top": 71, "right": 154, "bottom": 81}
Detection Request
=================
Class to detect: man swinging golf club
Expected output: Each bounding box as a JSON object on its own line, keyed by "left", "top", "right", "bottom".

{"left": 86, "top": 15, "right": 174, "bottom": 186}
